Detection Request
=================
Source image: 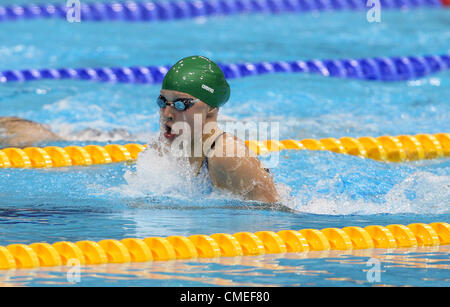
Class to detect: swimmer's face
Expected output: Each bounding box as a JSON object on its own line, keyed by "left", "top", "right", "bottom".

{"left": 159, "top": 89, "right": 210, "bottom": 143}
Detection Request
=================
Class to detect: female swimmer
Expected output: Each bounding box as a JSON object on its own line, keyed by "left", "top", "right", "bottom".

{"left": 153, "top": 55, "right": 280, "bottom": 204}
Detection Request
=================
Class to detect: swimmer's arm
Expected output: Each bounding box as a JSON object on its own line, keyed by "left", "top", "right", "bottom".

{"left": 207, "top": 156, "right": 280, "bottom": 204}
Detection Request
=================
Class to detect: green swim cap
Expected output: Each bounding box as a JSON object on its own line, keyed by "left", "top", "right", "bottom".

{"left": 162, "top": 56, "right": 230, "bottom": 108}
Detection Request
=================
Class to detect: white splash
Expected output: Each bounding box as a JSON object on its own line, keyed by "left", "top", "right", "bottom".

{"left": 281, "top": 170, "right": 450, "bottom": 215}
{"left": 384, "top": 171, "right": 450, "bottom": 214}
{"left": 118, "top": 138, "right": 211, "bottom": 199}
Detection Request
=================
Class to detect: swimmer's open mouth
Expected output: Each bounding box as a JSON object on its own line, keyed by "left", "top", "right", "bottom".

{"left": 164, "top": 124, "right": 177, "bottom": 140}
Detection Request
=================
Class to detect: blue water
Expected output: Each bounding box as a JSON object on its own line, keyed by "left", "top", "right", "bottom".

{"left": 1, "top": 246, "right": 449, "bottom": 286}
{"left": 0, "top": 5, "right": 449, "bottom": 286}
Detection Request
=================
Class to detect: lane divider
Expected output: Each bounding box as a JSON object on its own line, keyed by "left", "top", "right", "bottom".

{"left": 1, "top": 54, "right": 449, "bottom": 84}
{"left": 0, "top": 133, "right": 448, "bottom": 169}
{"left": 0, "top": 0, "right": 444, "bottom": 24}
{"left": 0, "top": 222, "right": 448, "bottom": 269}
{"left": 250, "top": 132, "right": 450, "bottom": 161}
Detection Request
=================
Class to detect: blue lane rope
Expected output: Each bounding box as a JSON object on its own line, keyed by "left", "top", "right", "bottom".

{"left": 0, "top": 0, "right": 444, "bottom": 23}
{"left": 0, "top": 54, "right": 449, "bottom": 84}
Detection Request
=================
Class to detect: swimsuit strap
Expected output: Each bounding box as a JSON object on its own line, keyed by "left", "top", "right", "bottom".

{"left": 205, "top": 131, "right": 226, "bottom": 157}
{"left": 203, "top": 131, "right": 226, "bottom": 170}
{"left": 201, "top": 132, "right": 271, "bottom": 174}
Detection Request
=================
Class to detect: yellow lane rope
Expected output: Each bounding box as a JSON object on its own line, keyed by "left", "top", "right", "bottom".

{"left": 0, "top": 222, "right": 448, "bottom": 269}
{"left": 0, "top": 133, "right": 448, "bottom": 169}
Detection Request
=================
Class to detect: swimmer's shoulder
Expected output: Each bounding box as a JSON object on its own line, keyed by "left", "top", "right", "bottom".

{"left": 206, "top": 132, "right": 279, "bottom": 204}
{"left": 206, "top": 132, "right": 267, "bottom": 174}
{"left": 208, "top": 132, "right": 255, "bottom": 159}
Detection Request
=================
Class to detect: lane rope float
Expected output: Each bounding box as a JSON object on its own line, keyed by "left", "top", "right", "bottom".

{"left": 0, "top": 0, "right": 445, "bottom": 24}
{"left": 0, "top": 222, "right": 448, "bottom": 269}
{"left": 1, "top": 54, "right": 449, "bottom": 85}
{"left": 0, "top": 133, "right": 448, "bottom": 169}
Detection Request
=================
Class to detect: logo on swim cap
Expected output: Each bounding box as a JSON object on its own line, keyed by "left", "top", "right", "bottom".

{"left": 162, "top": 56, "right": 230, "bottom": 108}
{"left": 201, "top": 84, "right": 215, "bottom": 94}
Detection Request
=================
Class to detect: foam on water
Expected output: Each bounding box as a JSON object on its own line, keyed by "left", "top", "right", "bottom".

{"left": 280, "top": 170, "right": 450, "bottom": 215}
{"left": 276, "top": 152, "right": 450, "bottom": 215}
{"left": 118, "top": 136, "right": 214, "bottom": 200}
{"left": 111, "top": 138, "right": 450, "bottom": 215}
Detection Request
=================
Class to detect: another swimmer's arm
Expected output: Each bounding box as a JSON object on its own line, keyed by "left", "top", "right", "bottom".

{"left": 208, "top": 156, "right": 280, "bottom": 204}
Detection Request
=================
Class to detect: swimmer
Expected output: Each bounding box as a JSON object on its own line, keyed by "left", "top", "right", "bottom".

{"left": 0, "top": 117, "right": 132, "bottom": 147}
{"left": 152, "top": 55, "right": 280, "bottom": 204}
{"left": 0, "top": 116, "right": 61, "bottom": 148}
{"left": 0, "top": 56, "right": 280, "bottom": 203}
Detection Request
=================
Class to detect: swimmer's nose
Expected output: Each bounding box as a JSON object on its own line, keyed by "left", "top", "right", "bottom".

{"left": 162, "top": 104, "right": 175, "bottom": 121}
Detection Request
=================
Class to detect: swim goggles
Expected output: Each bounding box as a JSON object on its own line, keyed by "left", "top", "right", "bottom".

{"left": 156, "top": 95, "right": 199, "bottom": 111}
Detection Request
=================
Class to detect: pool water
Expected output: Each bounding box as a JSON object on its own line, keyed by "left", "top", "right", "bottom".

{"left": 0, "top": 3, "right": 449, "bottom": 286}
{"left": 1, "top": 246, "right": 449, "bottom": 286}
